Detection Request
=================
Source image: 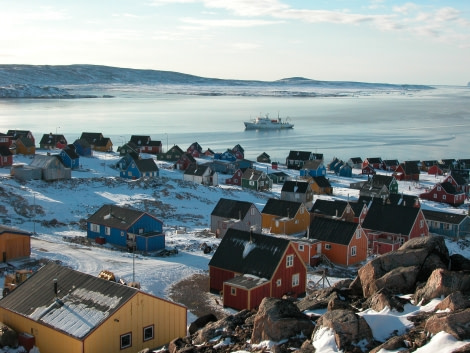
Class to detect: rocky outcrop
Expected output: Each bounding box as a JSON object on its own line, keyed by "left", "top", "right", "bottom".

{"left": 251, "top": 298, "right": 314, "bottom": 344}
{"left": 165, "top": 235, "right": 470, "bottom": 353}
{"left": 351, "top": 235, "right": 449, "bottom": 297}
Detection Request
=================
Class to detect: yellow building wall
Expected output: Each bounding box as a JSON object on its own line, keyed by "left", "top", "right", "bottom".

{"left": 262, "top": 211, "right": 310, "bottom": 235}
{"left": 0, "top": 232, "right": 31, "bottom": 261}
{"left": 0, "top": 292, "right": 186, "bottom": 353}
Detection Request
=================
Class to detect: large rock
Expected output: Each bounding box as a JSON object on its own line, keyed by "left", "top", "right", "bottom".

{"left": 251, "top": 297, "right": 314, "bottom": 344}
{"left": 312, "top": 309, "right": 373, "bottom": 351}
{"left": 193, "top": 309, "right": 254, "bottom": 345}
{"left": 425, "top": 308, "right": 470, "bottom": 340}
{"left": 434, "top": 291, "right": 470, "bottom": 312}
{"left": 351, "top": 235, "right": 449, "bottom": 298}
{"left": 450, "top": 254, "right": 470, "bottom": 271}
{"left": 188, "top": 313, "right": 218, "bottom": 335}
{"left": 414, "top": 268, "right": 470, "bottom": 305}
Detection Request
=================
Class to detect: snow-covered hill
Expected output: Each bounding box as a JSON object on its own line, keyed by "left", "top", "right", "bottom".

{"left": 0, "top": 64, "right": 434, "bottom": 98}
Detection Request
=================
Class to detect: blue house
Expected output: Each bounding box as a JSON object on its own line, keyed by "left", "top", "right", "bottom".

{"left": 59, "top": 145, "right": 80, "bottom": 169}
{"left": 339, "top": 163, "right": 353, "bottom": 177}
{"left": 87, "top": 204, "right": 164, "bottom": 252}
{"left": 73, "top": 139, "right": 93, "bottom": 157}
{"left": 423, "top": 209, "right": 470, "bottom": 238}
{"left": 120, "top": 158, "right": 159, "bottom": 179}
{"left": 214, "top": 149, "right": 237, "bottom": 162}
{"left": 299, "top": 159, "right": 326, "bottom": 178}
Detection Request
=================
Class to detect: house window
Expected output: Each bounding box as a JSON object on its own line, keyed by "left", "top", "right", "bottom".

{"left": 298, "top": 244, "right": 304, "bottom": 252}
{"left": 105, "top": 227, "right": 111, "bottom": 236}
{"left": 300, "top": 207, "right": 304, "bottom": 214}
{"left": 286, "top": 254, "right": 294, "bottom": 267}
{"left": 90, "top": 223, "right": 100, "bottom": 232}
{"left": 143, "top": 325, "right": 154, "bottom": 341}
{"left": 275, "top": 220, "right": 279, "bottom": 227}
{"left": 442, "top": 195, "right": 446, "bottom": 200}
{"left": 295, "top": 219, "right": 299, "bottom": 224}
{"left": 292, "top": 273, "right": 299, "bottom": 287}
{"left": 121, "top": 231, "right": 125, "bottom": 237}
{"left": 249, "top": 181, "right": 255, "bottom": 186}
{"left": 260, "top": 181, "right": 264, "bottom": 187}
{"left": 437, "top": 186, "right": 441, "bottom": 191}
{"left": 276, "top": 279, "right": 282, "bottom": 287}
{"left": 420, "top": 220, "right": 424, "bottom": 228}
{"left": 231, "top": 287, "right": 236, "bottom": 296}
{"left": 356, "top": 229, "right": 361, "bottom": 239}
{"left": 433, "top": 193, "right": 437, "bottom": 199}
{"left": 128, "top": 171, "right": 132, "bottom": 176}
{"left": 250, "top": 207, "right": 255, "bottom": 216}
{"left": 351, "top": 246, "right": 357, "bottom": 257}
{"left": 399, "top": 237, "right": 405, "bottom": 245}
{"left": 325, "top": 244, "right": 331, "bottom": 250}
{"left": 120, "top": 333, "right": 132, "bottom": 349}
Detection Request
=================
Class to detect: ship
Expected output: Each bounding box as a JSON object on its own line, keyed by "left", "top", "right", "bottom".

{"left": 244, "top": 114, "right": 294, "bottom": 130}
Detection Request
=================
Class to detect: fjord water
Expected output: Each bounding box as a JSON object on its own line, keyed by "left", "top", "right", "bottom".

{"left": 1, "top": 86, "right": 469, "bottom": 164}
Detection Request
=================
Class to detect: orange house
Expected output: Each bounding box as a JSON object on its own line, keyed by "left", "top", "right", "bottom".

{"left": 308, "top": 217, "right": 368, "bottom": 266}
{"left": 12, "top": 136, "right": 36, "bottom": 155}
{"left": 0, "top": 225, "right": 31, "bottom": 262}
{"left": 261, "top": 198, "right": 310, "bottom": 235}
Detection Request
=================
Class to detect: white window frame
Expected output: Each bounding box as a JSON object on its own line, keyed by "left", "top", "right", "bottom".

{"left": 298, "top": 244, "right": 304, "bottom": 252}
{"left": 286, "top": 254, "right": 294, "bottom": 267}
{"left": 105, "top": 226, "right": 111, "bottom": 236}
{"left": 143, "top": 325, "right": 154, "bottom": 342}
{"left": 292, "top": 273, "right": 299, "bottom": 287}
{"left": 231, "top": 287, "right": 236, "bottom": 296}
{"left": 356, "top": 229, "right": 361, "bottom": 239}
{"left": 90, "top": 223, "right": 100, "bottom": 232}
{"left": 325, "top": 244, "right": 331, "bottom": 250}
{"left": 120, "top": 333, "right": 132, "bottom": 349}
{"left": 351, "top": 246, "right": 357, "bottom": 257}
{"left": 276, "top": 279, "right": 282, "bottom": 287}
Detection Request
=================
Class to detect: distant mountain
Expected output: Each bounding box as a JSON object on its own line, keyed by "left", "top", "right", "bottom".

{"left": 0, "top": 64, "right": 432, "bottom": 89}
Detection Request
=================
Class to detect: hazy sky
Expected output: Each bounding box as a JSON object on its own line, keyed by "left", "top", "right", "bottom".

{"left": 1, "top": 1, "right": 469, "bottom": 85}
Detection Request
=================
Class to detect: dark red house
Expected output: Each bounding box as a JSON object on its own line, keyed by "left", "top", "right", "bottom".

{"left": 420, "top": 182, "right": 466, "bottom": 207}
{"left": 361, "top": 165, "right": 376, "bottom": 176}
{"left": 209, "top": 229, "right": 306, "bottom": 311}
{"left": 427, "top": 164, "right": 444, "bottom": 176}
{"left": 187, "top": 142, "right": 203, "bottom": 158}
{"left": 174, "top": 153, "right": 196, "bottom": 171}
{"left": 225, "top": 168, "right": 245, "bottom": 186}
{"left": 129, "top": 135, "right": 162, "bottom": 155}
{"left": 443, "top": 174, "right": 469, "bottom": 194}
{"left": 361, "top": 201, "right": 429, "bottom": 255}
{"left": 394, "top": 161, "right": 420, "bottom": 181}
{"left": 363, "top": 157, "right": 383, "bottom": 170}
{"left": 0, "top": 133, "right": 13, "bottom": 167}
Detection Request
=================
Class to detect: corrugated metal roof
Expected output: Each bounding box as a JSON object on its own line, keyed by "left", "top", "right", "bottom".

{"left": 211, "top": 198, "right": 254, "bottom": 218}
{"left": 0, "top": 262, "right": 137, "bottom": 339}
{"left": 308, "top": 217, "right": 358, "bottom": 245}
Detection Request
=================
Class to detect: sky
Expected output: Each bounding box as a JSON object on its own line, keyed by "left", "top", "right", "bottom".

{"left": 1, "top": 1, "right": 470, "bottom": 85}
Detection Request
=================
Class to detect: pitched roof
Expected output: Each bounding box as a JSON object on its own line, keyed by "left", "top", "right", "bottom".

{"left": 129, "top": 135, "right": 151, "bottom": 145}
{"left": 311, "top": 176, "right": 331, "bottom": 187}
{"left": 349, "top": 157, "right": 363, "bottom": 164}
{"left": 208, "top": 229, "right": 290, "bottom": 279}
{"left": 0, "top": 262, "right": 137, "bottom": 340}
{"left": 242, "top": 168, "right": 266, "bottom": 181}
{"left": 211, "top": 198, "right": 255, "bottom": 218}
{"left": 358, "top": 194, "right": 419, "bottom": 207}
{"left": 262, "top": 198, "right": 303, "bottom": 218}
{"left": 308, "top": 217, "right": 358, "bottom": 245}
{"left": 287, "top": 150, "right": 312, "bottom": 160}
{"left": 303, "top": 160, "right": 323, "bottom": 170}
{"left": 400, "top": 161, "right": 420, "bottom": 174}
{"left": 87, "top": 204, "right": 158, "bottom": 229}
{"left": 80, "top": 132, "right": 103, "bottom": 143}
{"left": 361, "top": 202, "right": 421, "bottom": 235}
{"left": 39, "top": 134, "right": 67, "bottom": 146}
{"left": 281, "top": 180, "right": 310, "bottom": 193}
{"left": 440, "top": 181, "right": 461, "bottom": 194}
{"left": 365, "top": 157, "right": 382, "bottom": 163}
{"left": 184, "top": 163, "right": 210, "bottom": 176}
{"left": 134, "top": 158, "right": 159, "bottom": 172}
{"left": 0, "top": 225, "right": 31, "bottom": 236}
{"left": 370, "top": 174, "right": 395, "bottom": 187}
{"left": 310, "top": 199, "right": 348, "bottom": 217}
{"left": 16, "top": 136, "right": 35, "bottom": 147}
{"left": 61, "top": 147, "right": 80, "bottom": 159}
{"left": 422, "top": 209, "right": 468, "bottom": 225}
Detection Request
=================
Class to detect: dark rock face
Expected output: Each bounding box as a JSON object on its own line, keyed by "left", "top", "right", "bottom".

{"left": 425, "top": 308, "right": 470, "bottom": 340}
{"left": 188, "top": 313, "right": 218, "bottom": 335}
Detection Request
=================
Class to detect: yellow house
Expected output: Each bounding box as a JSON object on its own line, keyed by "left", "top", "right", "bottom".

{"left": 0, "top": 263, "right": 187, "bottom": 353}
{"left": 261, "top": 198, "right": 310, "bottom": 235}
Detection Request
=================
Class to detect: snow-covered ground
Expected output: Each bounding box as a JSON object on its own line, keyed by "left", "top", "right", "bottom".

{"left": 0, "top": 151, "right": 469, "bottom": 353}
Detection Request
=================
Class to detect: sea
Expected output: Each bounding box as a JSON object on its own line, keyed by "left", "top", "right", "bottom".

{"left": 1, "top": 84, "right": 469, "bottom": 165}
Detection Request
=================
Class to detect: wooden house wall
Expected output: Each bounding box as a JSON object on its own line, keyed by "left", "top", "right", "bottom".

{"left": 262, "top": 210, "right": 310, "bottom": 235}
{"left": 421, "top": 186, "right": 466, "bottom": 206}
{"left": 318, "top": 242, "right": 349, "bottom": 266}
{"left": 347, "top": 228, "right": 368, "bottom": 266}
{"left": 0, "top": 232, "right": 30, "bottom": 261}
{"left": 291, "top": 241, "right": 319, "bottom": 266}
{"left": 43, "top": 162, "right": 71, "bottom": 181}
{"left": 209, "top": 267, "right": 236, "bottom": 293}
{"left": 271, "top": 246, "right": 306, "bottom": 298}
{"left": 409, "top": 212, "right": 429, "bottom": 238}
{"left": 223, "top": 282, "right": 270, "bottom": 311}
{"left": 15, "top": 141, "right": 36, "bottom": 155}
{"left": 0, "top": 155, "right": 13, "bottom": 167}
{"left": 135, "top": 234, "right": 165, "bottom": 252}
{"left": 426, "top": 217, "right": 470, "bottom": 238}
{"left": 0, "top": 309, "right": 84, "bottom": 353}
{"left": 428, "top": 165, "right": 444, "bottom": 175}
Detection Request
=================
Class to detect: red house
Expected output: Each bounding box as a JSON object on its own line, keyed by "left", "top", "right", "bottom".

{"left": 361, "top": 201, "right": 429, "bottom": 255}
{"left": 129, "top": 135, "right": 162, "bottom": 155}
{"left": 363, "top": 157, "right": 383, "bottom": 170}
{"left": 420, "top": 182, "right": 466, "bottom": 207}
{"left": 174, "top": 153, "right": 196, "bottom": 171}
{"left": 187, "top": 142, "right": 203, "bottom": 158}
{"left": 225, "top": 168, "right": 245, "bottom": 186}
{"left": 427, "top": 164, "right": 444, "bottom": 176}
{"left": 308, "top": 217, "right": 368, "bottom": 266}
{"left": 443, "top": 174, "right": 469, "bottom": 194}
{"left": 0, "top": 133, "right": 13, "bottom": 167}
{"left": 208, "top": 229, "right": 306, "bottom": 311}
{"left": 394, "top": 161, "right": 420, "bottom": 181}
{"left": 361, "top": 165, "right": 376, "bottom": 176}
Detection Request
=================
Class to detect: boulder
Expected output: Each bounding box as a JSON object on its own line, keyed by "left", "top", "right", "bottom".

{"left": 312, "top": 309, "right": 373, "bottom": 351}
{"left": 425, "top": 308, "right": 470, "bottom": 340}
{"left": 0, "top": 323, "right": 18, "bottom": 348}
{"left": 296, "top": 287, "right": 337, "bottom": 312}
{"left": 365, "top": 288, "right": 404, "bottom": 312}
{"left": 193, "top": 309, "right": 254, "bottom": 345}
{"left": 351, "top": 235, "right": 449, "bottom": 298}
{"left": 369, "top": 336, "right": 407, "bottom": 353}
{"left": 434, "top": 291, "right": 470, "bottom": 312}
{"left": 414, "top": 268, "right": 470, "bottom": 305}
{"left": 450, "top": 253, "right": 470, "bottom": 271}
{"left": 188, "top": 313, "right": 218, "bottom": 335}
{"left": 251, "top": 297, "right": 314, "bottom": 344}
